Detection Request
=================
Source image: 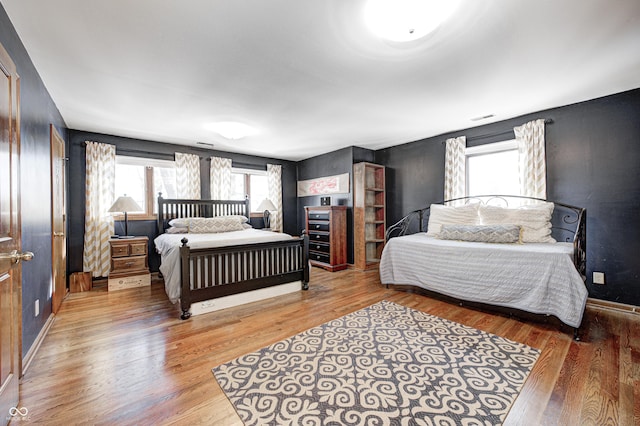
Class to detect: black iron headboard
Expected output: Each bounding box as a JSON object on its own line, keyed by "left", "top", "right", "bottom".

{"left": 386, "top": 195, "right": 586, "bottom": 280}
{"left": 157, "top": 193, "right": 250, "bottom": 233}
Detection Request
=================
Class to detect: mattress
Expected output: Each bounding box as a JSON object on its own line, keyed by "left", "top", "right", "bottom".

{"left": 379, "top": 233, "right": 588, "bottom": 328}
{"left": 154, "top": 229, "right": 294, "bottom": 303}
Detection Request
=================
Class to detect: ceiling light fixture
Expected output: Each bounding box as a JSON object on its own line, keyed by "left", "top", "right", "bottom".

{"left": 203, "top": 121, "right": 258, "bottom": 140}
{"left": 364, "top": 0, "right": 460, "bottom": 42}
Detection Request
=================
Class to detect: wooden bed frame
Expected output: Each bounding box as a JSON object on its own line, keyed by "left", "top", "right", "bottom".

{"left": 385, "top": 195, "right": 587, "bottom": 339}
{"left": 157, "top": 195, "right": 310, "bottom": 319}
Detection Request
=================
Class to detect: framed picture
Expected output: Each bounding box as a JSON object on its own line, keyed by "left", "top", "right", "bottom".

{"left": 297, "top": 173, "right": 349, "bottom": 197}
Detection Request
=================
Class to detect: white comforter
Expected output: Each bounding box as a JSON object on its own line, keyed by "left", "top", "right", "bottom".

{"left": 379, "top": 234, "right": 588, "bottom": 328}
{"left": 154, "top": 229, "right": 294, "bottom": 303}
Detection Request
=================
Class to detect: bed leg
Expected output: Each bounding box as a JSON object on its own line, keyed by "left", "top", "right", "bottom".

{"left": 573, "top": 327, "right": 580, "bottom": 341}
{"left": 180, "top": 310, "right": 192, "bottom": 320}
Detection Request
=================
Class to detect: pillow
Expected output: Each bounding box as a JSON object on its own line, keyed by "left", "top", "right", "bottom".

{"left": 188, "top": 216, "right": 246, "bottom": 233}
{"left": 478, "top": 202, "right": 556, "bottom": 243}
{"left": 426, "top": 203, "right": 480, "bottom": 236}
{"left": 242, "top": 223, "right": 253, "bottom": 229}
{"left": 438, "top": 224, "right": 522, "bottom": 244}
{"left": 169, "top": 215, "right": 248, "bottom": 228}
{"left": 168, "top": 217, "right": 193, "bottom": 228}
{"left": 165, "top": 226, "right": 187, "bottom": 234}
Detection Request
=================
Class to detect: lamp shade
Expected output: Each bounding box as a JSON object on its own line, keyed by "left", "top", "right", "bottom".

{"left": 108, "top": 196, "right": 143, "bottom": 213}
{"left": 256, "top": 198, "right": 277, "bottom": 212}
{"left": 108, "top": 195, "right": 142, "bottom": 237}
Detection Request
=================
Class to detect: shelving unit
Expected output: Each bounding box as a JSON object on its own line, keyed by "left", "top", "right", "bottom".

{"left": 353, "top": 162, "right": 386, "bottom": 270}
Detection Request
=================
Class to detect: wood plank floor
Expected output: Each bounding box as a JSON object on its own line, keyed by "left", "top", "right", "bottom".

{"left": 17, "top": 268, "right": 640, "bottom": 425}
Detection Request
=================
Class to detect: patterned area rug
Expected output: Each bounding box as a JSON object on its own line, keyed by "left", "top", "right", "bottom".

{"left": 212, "top": 300, "right": 540, "bottom": 425}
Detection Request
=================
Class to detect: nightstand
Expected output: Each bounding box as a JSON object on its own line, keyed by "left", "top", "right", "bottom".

{"left": 108, "top": 236, "right": 150, "bottom": 291}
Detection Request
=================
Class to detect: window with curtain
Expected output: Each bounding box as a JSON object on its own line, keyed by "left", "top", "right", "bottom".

{"left": 445, "top": 119, "right": 547, "bottom": 205}
{"left": 114, "top": 156, "right": 177, "bottom": 218}
{"left": 230, "top": 168, "right": 269, "bottom": 213}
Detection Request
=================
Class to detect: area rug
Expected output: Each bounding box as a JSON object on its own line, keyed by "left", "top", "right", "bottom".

{"left": 212, "top": 300, "right": 540, "bottom": 425}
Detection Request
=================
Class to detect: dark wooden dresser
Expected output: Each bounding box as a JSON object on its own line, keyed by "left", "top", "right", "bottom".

{"left": 305, "top": 206, "right": 347, "bottom": 272}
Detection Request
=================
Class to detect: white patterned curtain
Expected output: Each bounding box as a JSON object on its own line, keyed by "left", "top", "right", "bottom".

{"left": 444, "top": 136, "right": 466, "bottom": 205}
{"left": 175, "top": 152, "right": 201, "bottom": 199}
{"left": 83, "top": 141, "right": 116, "bottom": 277}
{"left": 514, "top": 119, "right": 546, "bottom": 200}
{"left": 210, "top": 156, "right": 232, "bottom": 199}
{"left": 267, "top": 164, "right": 283, "bottom": 232}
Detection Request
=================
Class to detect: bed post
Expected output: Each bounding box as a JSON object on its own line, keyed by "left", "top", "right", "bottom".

{"left": 179, "top": 238, "right": 192, "bottom": 320}
{"left": 302, "top": 230, "right": 310, "bottom": 290}
{"left": 157, "top": 192, "right": 164, "bottom": 233}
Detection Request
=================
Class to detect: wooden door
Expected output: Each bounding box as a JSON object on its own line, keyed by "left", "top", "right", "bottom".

{"left": 0, "top": 41, "right": 30, "bottom": 425}
{"left": 51, "top": 125, "right": 66, "bottom": 314}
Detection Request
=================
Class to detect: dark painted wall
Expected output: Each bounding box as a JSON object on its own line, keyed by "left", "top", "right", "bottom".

{"left": 67, "top": 130, "right": 299, "bottom": 274}
{"left": 0, "top": 5, "right": 68, "bottom": 356}
{"left": 296, "top": 146, "right": 375, "bottom": 264}
{"left": 376, "top": 88, "right": 640, "bottom": 306}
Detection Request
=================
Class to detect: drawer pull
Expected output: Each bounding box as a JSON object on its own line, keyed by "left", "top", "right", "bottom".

{"left": 315, "top": 225, "right": 320, "bottom": 229}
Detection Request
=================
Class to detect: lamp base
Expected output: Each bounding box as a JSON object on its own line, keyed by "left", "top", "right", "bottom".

{"left": 263, "top": 210, "right": 271, "bottom": 229}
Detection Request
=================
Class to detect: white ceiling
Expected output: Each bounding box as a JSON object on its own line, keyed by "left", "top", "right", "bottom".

{"left": 2, "top": 0, "right": 639, "bottom": 161}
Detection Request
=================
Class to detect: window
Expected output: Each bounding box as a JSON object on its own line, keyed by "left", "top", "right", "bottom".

{"left": 465, "top": 140, "right": 520, "bottom": 198}
{"left": 230, "top": 168, "right": 269, "bottom": 215}
{"left": 114, "top": 156, "right": 176, "bottom": 219}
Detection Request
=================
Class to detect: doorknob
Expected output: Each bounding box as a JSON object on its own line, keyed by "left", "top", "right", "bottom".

{"left": 0, "top": 250, "right": 35, "bottom": 265}
{"left": 53, "top": 232, "right": 65, "bottom": 237}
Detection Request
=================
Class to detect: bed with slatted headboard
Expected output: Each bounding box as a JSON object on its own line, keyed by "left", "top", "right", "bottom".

{"left": 155, "top": 194, "right": 309, "bottom": 319}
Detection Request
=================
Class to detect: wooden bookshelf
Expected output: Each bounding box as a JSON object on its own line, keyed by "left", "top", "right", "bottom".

{"left": 353, "top": 162, "right": 386, "bottom": 270}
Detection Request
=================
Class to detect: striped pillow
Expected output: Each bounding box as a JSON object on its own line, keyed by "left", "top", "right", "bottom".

{"left": 188, "top": 217, "right": 246, "bottom": 233}
{"left": 438, "top": 224, "right": 522, "bottom": 243}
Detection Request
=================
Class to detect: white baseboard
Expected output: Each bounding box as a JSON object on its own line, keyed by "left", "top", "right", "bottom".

{"left": 21, "top": 313, "right": 55, "bottom": 377}
{"left": 586, "top": 297, "right": 640, "bottom": 315}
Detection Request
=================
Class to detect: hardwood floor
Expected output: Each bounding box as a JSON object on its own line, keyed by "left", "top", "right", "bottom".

{"left": 17, "top": 268, "right": 640, "bottom": 425}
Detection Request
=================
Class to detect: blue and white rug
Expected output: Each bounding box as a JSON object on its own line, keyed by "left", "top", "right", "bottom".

{"left": 213, "top": 300, "right": 540, "bottom": 425}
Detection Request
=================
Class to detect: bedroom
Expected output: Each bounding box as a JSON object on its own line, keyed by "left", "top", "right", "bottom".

{"left": 1, "top": 0, "right": 639, "bottom": 424}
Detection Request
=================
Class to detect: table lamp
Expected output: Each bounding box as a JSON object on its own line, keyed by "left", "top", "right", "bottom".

{"left": 108, "top": 195, "right": 143, "bottom": 237}
{"left": 256, "top": 198, "right": 277, "bottom": 229}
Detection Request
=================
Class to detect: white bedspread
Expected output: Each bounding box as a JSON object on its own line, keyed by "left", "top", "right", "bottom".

{"left": 379, "top": 234, "right": 588, "bottom": 328}
{"left": 154, "top": 229, "right": 294, "bottom": 303}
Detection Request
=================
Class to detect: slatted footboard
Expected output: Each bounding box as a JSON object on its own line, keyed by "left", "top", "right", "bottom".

{"left": 178, "top": 235, "right": 309, "bottom": 320}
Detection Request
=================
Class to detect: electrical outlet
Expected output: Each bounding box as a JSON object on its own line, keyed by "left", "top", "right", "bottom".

{"left": 35, "top": 299, "right": 40, "bottom": 317}
{"left": 593, "top": 272, "right": 605, "bottom": 285}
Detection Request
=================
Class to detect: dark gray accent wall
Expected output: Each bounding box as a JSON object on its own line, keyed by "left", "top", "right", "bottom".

{"left": 376, "top": 88, "right": 640, "bottom": 307}
{"left": 67, "top": 130, "right": 299, "bottom": 274}
{"left": 1, "top": 4, "right": 68, "bottom": 356}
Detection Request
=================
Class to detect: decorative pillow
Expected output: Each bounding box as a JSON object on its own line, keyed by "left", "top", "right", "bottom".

{"left": 165, "top": 226, "right": 188, "bottom": 234}
{"left": 426, "top": 203, "right": 480, "bottom": 236}
{"left": 168, "top": 217, "right": 193, "bottom": 228}
{"left": 478, "top": 202, "right": 556, "bottom": 243}
{"left": 438, "top": 224, "right": 522, "bottom": 243}
{"left": 188, "top": 216, "right": 246, "bottom": 233}
{"left": 242, "top": 223, "right": 253, "bottom": 229}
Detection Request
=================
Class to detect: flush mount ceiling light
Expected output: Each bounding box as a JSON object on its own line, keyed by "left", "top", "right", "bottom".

{"left": 364, "top": 0, "right": 460, "bottom": 42}
{"left": 203, "top": 121, "right": 258, "bottom": 140}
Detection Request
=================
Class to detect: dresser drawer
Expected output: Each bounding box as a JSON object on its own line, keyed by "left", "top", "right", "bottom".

{"left": 307, "top": 211, "right": 330, "bottom": 221}
{"left": 309, "top": 221, "right": 330, "bottom": 232}
{"left": 309, "top": 232, "right": 330, "bottom": 243}
{"left": 310, "top": 252, "right": 330, "bottom": 264}
{"left": 112, "top": 256, "right": 147, "bottom": 272}
{"left": 111, "top": 244, "right": 129, "bottom": 258}
{"left": 310, "top": 242, "right": 330, "bottom": 254}
{"left": 130, "top": 242, "right": 147, "bottom": 256}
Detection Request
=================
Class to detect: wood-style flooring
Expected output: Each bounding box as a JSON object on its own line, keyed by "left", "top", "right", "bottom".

{"left": 17, "top": 268, "right": 640, "bottom": 425}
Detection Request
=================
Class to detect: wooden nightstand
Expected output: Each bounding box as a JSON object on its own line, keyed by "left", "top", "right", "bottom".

{"left": 108, "top": 236, "right": 150, "bottom": 291}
